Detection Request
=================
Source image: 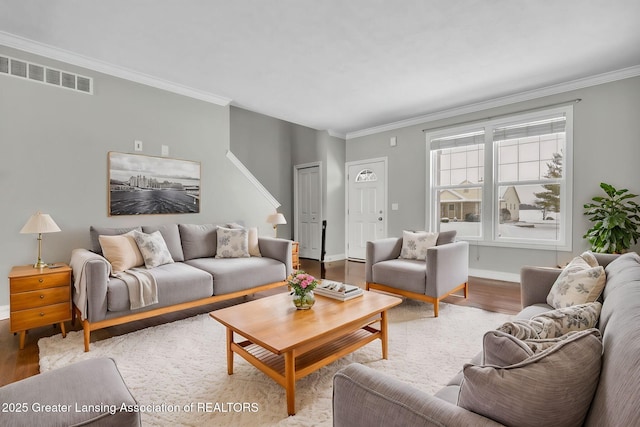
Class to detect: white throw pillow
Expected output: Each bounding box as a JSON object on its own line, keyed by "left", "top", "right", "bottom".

{"left": 215, "top": 227, "right": 250, "bottom": 258}
{"left": 547, "top": 252, "right": 605, "bottom": 308}
{"left": 400, "top": 231, "right": 439, "bottom": 260}
{"left": 131, "top": 230, "right": 174, "bottom": 269}
{"left": 98, "top": 231, "right": 144, "bottom": 273}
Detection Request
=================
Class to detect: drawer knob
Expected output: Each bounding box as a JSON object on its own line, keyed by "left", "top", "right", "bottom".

{"left": 39, "top": 278, "right": 44, "bottom": 283}
{"left": 39, "top": 312, "right": 45, "bottom": 317}
{"left": 40, "top": 294, "right": 45, "bottom": 299}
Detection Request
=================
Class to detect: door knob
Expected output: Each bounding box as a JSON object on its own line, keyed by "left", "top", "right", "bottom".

{"left": 378, "top": 217, "right": 383, "bottom": 221}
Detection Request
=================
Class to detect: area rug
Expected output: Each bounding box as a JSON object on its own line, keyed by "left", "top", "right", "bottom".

{"left": 39, "top": 299, "right": 512, "bottom": 426}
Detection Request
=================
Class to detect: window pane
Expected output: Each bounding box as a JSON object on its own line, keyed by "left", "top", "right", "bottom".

{"left": 434, "top": 144, "right": 484, "bottom": 185}
{"left": 437, "top": 187, "right": 482, "bottom": 238}
{"left": 497, "top": 184, "right": 561, "bottom": 241}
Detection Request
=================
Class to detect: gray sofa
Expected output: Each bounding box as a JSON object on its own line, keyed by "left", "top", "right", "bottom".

{"left": 73, "top": 223, "right": 292, "bottom": 351}
{"left": 0, "top": 358, "right": 140, "bottom": 427}
{"left": 333, "top": 252, "right": 640, "bottom": 426}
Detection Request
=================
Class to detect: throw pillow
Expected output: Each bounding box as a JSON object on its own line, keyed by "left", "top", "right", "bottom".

{"left": 458, "top": 329, "right": 603, "bottom": 427}
{"left": 547, "top": 252, "right": 605, "bottom": 308}
{"left": 496, "top": 301, "right": 602, "bottom": 340}
{"left": 400, "top": 230, "right": 439, "bottom": 260}
{"left": 483, "top": 330, "right": 534, "bottom": 366}
{"left": 131, "top": 230, "right": 174, "bottom": 268}
{"left": 98, "top": 231, "right": 144, "bottom": 273}
{"left": 215, "top": 227, "right": 250, "bottom": 258}
{"left": 226, "top": 223, "right": 261, "bottom": 257}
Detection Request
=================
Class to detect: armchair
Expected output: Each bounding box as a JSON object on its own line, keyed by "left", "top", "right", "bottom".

{"left": 365, "top": 230, "right": 469, "bottom": 317}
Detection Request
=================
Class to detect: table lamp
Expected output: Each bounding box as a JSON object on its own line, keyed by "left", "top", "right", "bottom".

{"left": 20, "top": 211, "right": 61, "bottom": 268}
{"left": 266, "top": 212, "right": 286, "bottom": 238}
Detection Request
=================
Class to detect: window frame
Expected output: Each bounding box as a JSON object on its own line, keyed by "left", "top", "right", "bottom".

{"left": 426, "top": 105, "right": 573, "bottom": 251}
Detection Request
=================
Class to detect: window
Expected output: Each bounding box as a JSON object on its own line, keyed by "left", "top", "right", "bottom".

{"left": 427, "top": 106, "right": 572, "bottom": 250}
{"left": 355, "top": 169, "right": 377, "bottom": 182}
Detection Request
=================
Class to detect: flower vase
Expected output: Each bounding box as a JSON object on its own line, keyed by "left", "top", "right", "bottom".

{"left": 292, "top": 291, "right": 315, "bottom": 310}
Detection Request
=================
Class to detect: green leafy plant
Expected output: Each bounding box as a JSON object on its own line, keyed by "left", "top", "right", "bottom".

{"left": 583, "top": 183, "right": 640, "bottom": 253}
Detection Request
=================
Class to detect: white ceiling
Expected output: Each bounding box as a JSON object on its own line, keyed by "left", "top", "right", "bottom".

{"left": 1, "top": 1, "right": 640, "bottom": 137}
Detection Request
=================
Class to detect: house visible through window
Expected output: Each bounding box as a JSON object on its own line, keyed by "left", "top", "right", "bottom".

{"left": 427, "top": 106, "right": 573, "bottom": 250}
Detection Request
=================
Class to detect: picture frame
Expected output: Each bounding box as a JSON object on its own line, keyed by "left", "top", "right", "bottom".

{"left": 108, "top": 151, "right": 201, "bottom": 216}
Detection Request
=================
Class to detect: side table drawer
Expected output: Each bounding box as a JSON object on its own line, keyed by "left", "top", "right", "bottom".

{"left": 10, "top": 302, "right": 71, "bottom": 332}
{"left": 11, "top": 286, "right": 70, "bottom": 311}
{"left": 10, "top": 271, "right": 70, "bottom": 293}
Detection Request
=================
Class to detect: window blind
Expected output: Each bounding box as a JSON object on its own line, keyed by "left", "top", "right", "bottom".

{"left": 493, "top": 116, "right": 566, "bottom": 142}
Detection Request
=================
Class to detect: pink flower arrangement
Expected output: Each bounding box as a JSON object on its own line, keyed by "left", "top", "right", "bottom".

{"left": 288, "top": 270, "right": 319, "bottom": 296}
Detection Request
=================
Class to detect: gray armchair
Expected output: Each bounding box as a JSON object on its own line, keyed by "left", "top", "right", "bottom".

{"left": 365, "top": 230, "right": 469, "bottom": 317}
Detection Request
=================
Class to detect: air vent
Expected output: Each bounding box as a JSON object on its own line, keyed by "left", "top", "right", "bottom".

{"left": 0, "top": 54, "right": 93, "bottom": 95}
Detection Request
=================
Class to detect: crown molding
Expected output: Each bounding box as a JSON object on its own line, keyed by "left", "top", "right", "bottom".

{"left": 327, "top": 129, "right": 346, "bottom": 140}
{"left": 0, "top": 31, "right": 232, "bottom": 106}
{"left": 346, "top": 65, "right": 640, "bottom": 140}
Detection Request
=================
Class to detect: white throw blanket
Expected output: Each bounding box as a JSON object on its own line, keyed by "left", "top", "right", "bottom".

{"left": 113, "top": 268, "right": 158, "bottom": 310}
{"left": 70, "top": 248, "right": 112, "bottom": 321}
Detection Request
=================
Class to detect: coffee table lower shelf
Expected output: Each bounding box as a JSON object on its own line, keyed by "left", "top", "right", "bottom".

{"left": 227, "top": 324, "right": 382, "bottom": 415}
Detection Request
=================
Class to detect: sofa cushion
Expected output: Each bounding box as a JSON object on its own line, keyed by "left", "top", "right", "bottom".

{"left": 185, "top": 257, "right": 286, "bottom": 295}
{"left": 132, "top": 230, "right": 174, "bottom": 268}
{"left": 98, "top": 231, "right": 144, "bottom": 273}
{"left": 142, "top": 224, "right": 185, "bottom": 262}
{"left": 215, "top": 226, "right": 250, "bottom": 258}
{"left": 90, "top": 226, "right": 142, "bottom": 254}
{"left": 400, "top": 230, "right": 438, "bottom": 260}
{"left": 547, "top": 252, "right": 605, "bottom": 308}
{"left": 107, "top": 262, "right": 213, "bottom": 313}
{"left": 458, "top": 328, "right": 603, "bottom": 427}
{"left": 435, "top": 229, "right": 456, "bottom": 245}
{"left": 371, "top": 259, "right": 426, "bottom": 294}
{"left": 178, "top": 223, "right": 217, "bottom": 260}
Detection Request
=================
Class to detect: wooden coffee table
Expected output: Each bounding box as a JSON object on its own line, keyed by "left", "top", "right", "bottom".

{"left": 209, "top": 290, "right": 402, "bottom": 415}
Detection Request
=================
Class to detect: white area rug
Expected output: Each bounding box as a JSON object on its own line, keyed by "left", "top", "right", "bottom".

{"left": 39, "top": 299, "right": 512, "bottom": 426}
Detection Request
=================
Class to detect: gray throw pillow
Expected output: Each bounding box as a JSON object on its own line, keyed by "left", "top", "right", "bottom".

{"left": 178, "top": 223, "right": 217, "bottom": 260}
{"left": 132, "top": 230, "right": 174, "bottom": 268}
{"left": 458, "top": 328, "right": 603, "bottom": 427}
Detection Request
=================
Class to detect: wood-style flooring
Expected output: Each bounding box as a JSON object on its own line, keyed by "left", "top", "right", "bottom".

{"left": 0, "top": 259, "right": 521, "bottom": 387}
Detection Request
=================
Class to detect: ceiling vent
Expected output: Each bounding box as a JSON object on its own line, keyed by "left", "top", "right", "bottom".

{"left": 0, "top": 54, "right": 93, "bottom": 94}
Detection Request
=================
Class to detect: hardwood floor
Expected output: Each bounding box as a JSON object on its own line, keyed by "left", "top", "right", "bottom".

{"left": 0, "top": 259, "right": 521, "bottom": 387}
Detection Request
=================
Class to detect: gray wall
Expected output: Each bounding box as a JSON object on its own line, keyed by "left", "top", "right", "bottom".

{"left": 347, "top": 76, "right": 640, "bottom": 278}
{"left": 231, "top": 107, "right": 346, "bottom": 259}
{"left": 0, "top": 46, "right": 278, "bottom": 309}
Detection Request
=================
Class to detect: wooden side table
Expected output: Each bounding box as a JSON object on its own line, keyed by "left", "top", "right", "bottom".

{"left": 292, "top": 241, "right": 300, "bottom": 270}
{"left": 8, "top": 264, "right": 72, "bottom": 349}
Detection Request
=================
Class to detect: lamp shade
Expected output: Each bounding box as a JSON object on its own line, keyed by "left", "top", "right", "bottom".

{"left": 20, "top": 212, "right": 61, "bottom": 234}
{"left": 266, "top": 213, "right": 287, "bottom": 225}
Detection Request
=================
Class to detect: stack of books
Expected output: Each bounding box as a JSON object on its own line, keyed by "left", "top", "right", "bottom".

{"left": 315, "top": 280, "right": 363, "bottom": 301}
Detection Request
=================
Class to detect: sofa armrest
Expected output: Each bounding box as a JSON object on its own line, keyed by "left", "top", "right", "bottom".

{"left": 365, "top": 238, "right": 403, "bottom": 282}
{"left": 333, "top": 364, "right": 504, "bottom": 427}
{"left": 70, "top": 249, "right": 110, "bottom": 323}
{"left": 519, "top": 266, "right": 562, "bottom": 308}
{"left": 258, "top": 237, "right": 293, "bottom": 276}
{"left": 426, "top": 241, "right": 469, "bottom": 297}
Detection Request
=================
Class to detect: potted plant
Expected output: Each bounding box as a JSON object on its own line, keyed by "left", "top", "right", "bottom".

{"left": 583, "top": 182, "right": 640, "bottom": 253}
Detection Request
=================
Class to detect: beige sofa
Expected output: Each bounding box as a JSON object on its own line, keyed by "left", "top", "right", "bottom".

{"left": 334, "top": 252, "right": 640, "bottom": 426}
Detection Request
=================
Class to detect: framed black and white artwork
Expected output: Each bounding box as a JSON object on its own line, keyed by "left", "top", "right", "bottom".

{"left": 108, "top": 151, "right": 201, "bottom": 216}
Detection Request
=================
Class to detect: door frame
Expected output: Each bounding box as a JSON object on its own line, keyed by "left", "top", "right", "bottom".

{"left": 293, "top": 161, "right": 323, "bottom": 260}
{"left": 345, "top": 157, "right": 388, "bottom": 260}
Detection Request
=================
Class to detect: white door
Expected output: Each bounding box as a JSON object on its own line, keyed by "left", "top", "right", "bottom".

{"left": 347, "top": 159, "right": 387, "bottom": 260}
{"left": 296, "top": 164, "right": 322, "bottom": 259}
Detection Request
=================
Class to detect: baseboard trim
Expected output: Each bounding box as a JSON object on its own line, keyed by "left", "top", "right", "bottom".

{"left": 324, "top": 254, "right": 346, "bottom": 263}
{"left": 0, "top": 305, "right": 9, "bottom": 320}
{"left": 469, "top": 269, "right": 520, "bottom": 284}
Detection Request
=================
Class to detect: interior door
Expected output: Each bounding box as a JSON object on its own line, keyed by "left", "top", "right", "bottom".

{"left": 296, "top": 165, "right": 321, "bottom": 259}
{"left": 347, "top": 159, "right": 386, "bottom": 260}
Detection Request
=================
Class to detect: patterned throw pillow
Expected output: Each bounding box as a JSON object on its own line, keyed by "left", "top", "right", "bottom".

{"left": 131, "top": 230, "right": 174, "bottom": 269}
{"left": 459, "top": 329, "right": 603, "bottom": 427}
{"left": 547, "top": 252, "right": 606, "bottom": 308}
{"left": 400, "top": 231, "right": 439, "bottom": 260}
{"left": 496, "top": 301, "right": 602, "bottom": 340}
{"left": 226, "top": 223, "right": 261, "bottom": 257}
{"left": 215, "top": 227, "right": 250, "bottom": 258}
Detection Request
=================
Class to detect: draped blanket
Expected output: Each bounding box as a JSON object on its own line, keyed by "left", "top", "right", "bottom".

{"left": 70, "top": 249, "right": 159, "bottom": 320}
{"left": 113, "top": 268, "right": 158, "bottom": 310}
